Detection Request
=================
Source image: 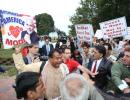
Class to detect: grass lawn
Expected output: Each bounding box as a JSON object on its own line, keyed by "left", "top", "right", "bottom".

{"left": 0, "top": 66, "right": 17, "bottom": 77}
{"left": 0, "top": 48, "right": 15, "bottom": 58}
{"left": 0, "top": 48, "right": 17, "bottom": 77}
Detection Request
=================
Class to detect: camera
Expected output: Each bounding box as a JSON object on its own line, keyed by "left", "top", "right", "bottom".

{"left": 59, "top": 36, "right": 67, "bottom": 44}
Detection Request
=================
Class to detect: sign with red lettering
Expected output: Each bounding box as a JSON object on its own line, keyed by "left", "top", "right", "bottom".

{"left": 75, "top": 24, "right": 94, "bottom": 46}
{"left": 99, "top": 17, "right": 128, "bottom": 39}
{"left": 0, "top": 10, "right": 37, "bottom": 49}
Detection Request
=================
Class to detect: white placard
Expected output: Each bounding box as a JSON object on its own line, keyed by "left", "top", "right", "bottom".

{"left": 99, "top": 17, "right": 128, "bottom": 39}
{"left": 75, "top": 24, "right": 94, "bottom": 46}
{"left": 0, "top": 10, "right": 37, "bottom": 49}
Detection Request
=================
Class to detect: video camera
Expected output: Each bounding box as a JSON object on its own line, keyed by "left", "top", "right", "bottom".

{"left": 59, "top": 36, "right": 67, "bottom": 44}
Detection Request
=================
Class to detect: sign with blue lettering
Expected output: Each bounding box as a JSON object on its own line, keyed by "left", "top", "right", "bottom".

{"left": 0, "top": 10, "right": 37, "bottom": 49}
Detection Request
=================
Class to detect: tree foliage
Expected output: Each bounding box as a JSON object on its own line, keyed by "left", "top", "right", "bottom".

{"left": 98, "top": 0, "right": 130, "bottom": 24}
{"left": 69, "top": 0, "right": 99, "bottom": 36}
{"left": 55, "top": 28, "right": 66, "bottom": 37}
{"left": 69, "top": 0, "right": 130, "bottom": 36}
{"left": 35, "top": 13, "right": 55, "bottom": 35}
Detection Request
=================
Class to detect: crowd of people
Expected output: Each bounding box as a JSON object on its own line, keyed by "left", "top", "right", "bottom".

{"left": 12, "top": 35, "right": 130, "bottom": 100}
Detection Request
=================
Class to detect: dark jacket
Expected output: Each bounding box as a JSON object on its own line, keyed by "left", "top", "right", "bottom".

{"left": 88, "top": 57, "right": 113, "bottom": 89}
{"left": 41, "top": 44, "right": 54, "bottom": 56}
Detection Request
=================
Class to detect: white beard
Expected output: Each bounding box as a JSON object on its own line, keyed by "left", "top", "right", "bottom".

{"left": 61, "top": 85, "right": 89, "bottom": 100}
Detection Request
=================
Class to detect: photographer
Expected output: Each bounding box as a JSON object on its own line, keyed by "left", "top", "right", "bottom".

{"left": 59, "top": 36, "right": 67, "bottom": 51}
{"left": 23, "top": 43, "right": 41, "bottom": 64}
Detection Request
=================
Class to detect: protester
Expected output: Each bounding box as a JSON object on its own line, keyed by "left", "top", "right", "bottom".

{"left": 41, "top": 49, "right": 65, "bottom": 99}
{"left": 60, "top": 73, "right": 104, "bottom": 100}
{"left": 81, "top": 41, "right": 91, "bottom": 68}
{"left": 12, "top": 45, "right": 43, "bottom": 73}
{"left": 23, "top": 43, "right": 40, "bottom": 64}
{"left": 62, "top": 47, "right": 96, "bottom": 77}
{"left": 104, "top": 43, "right": 117, "bottom": 62}
{"left": 111, "top": 45, "right": 130, "bottom": 94}
{"left": 71, "top": 49, "right": 83, "bottom": 65}
{"left": 87, "top": 45, "right": 113, "bottom": 89}
{"left": 14, "top": 72, "right": 46, "bottom": 100}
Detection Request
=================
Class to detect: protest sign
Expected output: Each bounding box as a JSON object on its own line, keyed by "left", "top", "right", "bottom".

{"left": 99, "top": 16, "right": 128, "bottom": 39}
{"left": 75, "top": 24, "right": 94, "bottom": 47}
{"left": 0, "top": 10, "right": 37, "bottom": 49}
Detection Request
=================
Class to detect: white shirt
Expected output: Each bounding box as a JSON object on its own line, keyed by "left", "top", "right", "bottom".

{"left": 39, "top": 40, "right": 45, "bottom": 48}
{"left": 46, "top": 44, "right": 50, "bottom": 55}
{"left": 91, "top": 58, "right": 102, "bottom": 73}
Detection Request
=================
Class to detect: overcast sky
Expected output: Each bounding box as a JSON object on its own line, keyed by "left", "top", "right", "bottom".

{"left": 0, "top": 0, "right": 80, "bottom": 34}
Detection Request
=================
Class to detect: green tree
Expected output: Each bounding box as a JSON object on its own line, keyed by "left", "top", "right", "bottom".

{"left": 69, "top": 0, "right": 98, "bottom": 36}
{"left": 69, "top": 0, "right": 130, "bottom": 36}
{"left": 98, "top": 0, "right": 130, "bottom": 25}
{"left": 55, "top": 28, "right": 66, "bottom": 37}
{"left": 35, "top": 13, "right": 55, "bottom": 35}
{"left": 0, "top": 28, "right": 2, "bottom": 48}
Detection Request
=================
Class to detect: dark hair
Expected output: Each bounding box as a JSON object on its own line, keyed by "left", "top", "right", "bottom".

{"left": 14, "top": 72, "right": 40, "bottom": 99}
{"left": 81, "top": 42, "right": 90, "bottom": 48}
{"left": 48, "top": 49, "right": 62, "bottom": 58}
{"left": 104, "top": 43, "right": 112, "bottom": 50}
{"left": 94, "top": 45, "right": 106, "bottom": 57}
{"left": 28, "top": 43, "right": 39, "bottom": 48}
{"left": 60, "top": 36, "right": 67, "bottom": 44}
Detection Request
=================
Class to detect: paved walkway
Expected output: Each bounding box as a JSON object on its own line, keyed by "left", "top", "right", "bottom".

{"left": 0, "top": 76, "right": 17, "bottom": 100}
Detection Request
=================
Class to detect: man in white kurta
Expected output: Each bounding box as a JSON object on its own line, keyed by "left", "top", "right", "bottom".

{"left": 41, "top": 49, "right": 69, "bottom": 99}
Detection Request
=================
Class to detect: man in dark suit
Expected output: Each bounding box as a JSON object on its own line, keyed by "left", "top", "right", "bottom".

{"left": 87, "top": 45, "right": 113, "bottom": 90}
{"left": 41, "top": 37, "right": 54, "bottom": 60}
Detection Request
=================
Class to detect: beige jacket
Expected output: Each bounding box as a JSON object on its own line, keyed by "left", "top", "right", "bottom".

{"left": 12, "top": 53, "right": 42, "bottom": 73}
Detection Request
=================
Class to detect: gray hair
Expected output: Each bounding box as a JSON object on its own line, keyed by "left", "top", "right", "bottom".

{"left": 60, "top": 73, "right": 90, "bottom": 100}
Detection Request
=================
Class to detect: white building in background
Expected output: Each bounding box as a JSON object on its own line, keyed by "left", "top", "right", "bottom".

{"left": 49, "top": 32, "right": 58, "bottom": 40}
{"left": 49, "top": 32, "right": 58, "bottom": 48}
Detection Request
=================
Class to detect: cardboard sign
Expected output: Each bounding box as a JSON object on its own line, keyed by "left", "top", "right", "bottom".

{"left": 99, "top": 17, "right": 128, "bottom": 39}
{"left": 75, "top": 24, "right": 94, "bottom": 46}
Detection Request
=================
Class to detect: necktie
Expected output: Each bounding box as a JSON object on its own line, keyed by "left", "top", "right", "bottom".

{"left": 92, "top": 61, "right": 97, "bottom": 73}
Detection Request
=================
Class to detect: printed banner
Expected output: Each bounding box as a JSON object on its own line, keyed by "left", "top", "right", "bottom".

{"left": 99, "top": 16, "right": 128, "bottom": 39}
{"left": 75, "top": 24, "right": 94, "bottom": 46}
{"left": 0, "top": 10, "right": 37, "bottom": 49}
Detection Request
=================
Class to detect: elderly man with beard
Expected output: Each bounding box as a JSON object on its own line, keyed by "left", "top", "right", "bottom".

{"left": 59, "top": 73, "right": 104, "bottom": 100}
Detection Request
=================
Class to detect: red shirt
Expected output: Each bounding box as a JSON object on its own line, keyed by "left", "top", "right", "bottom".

{"left": 65, "top": 59, "right": 80, "bottom": 73}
